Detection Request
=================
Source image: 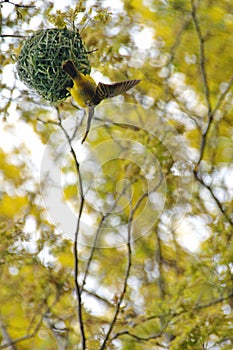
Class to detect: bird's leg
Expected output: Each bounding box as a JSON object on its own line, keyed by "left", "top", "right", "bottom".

{"left": 81, "top": 106, "right": 95, "bottom": 144}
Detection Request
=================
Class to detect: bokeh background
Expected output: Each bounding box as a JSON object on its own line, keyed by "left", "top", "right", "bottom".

{"left": 0, "top": 0, "right": 233, "bottom": 349}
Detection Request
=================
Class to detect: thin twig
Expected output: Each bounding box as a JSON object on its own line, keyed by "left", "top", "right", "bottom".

{"left": 80, "top": 214, "right": 105, "bottom": 293}
{"left": 194, "top": 172, "right": 233, "bottom": 229}
{"left": 191, "top": 0, "right": 213, "bottom": 166}
{"left": 111, "top": 292, "right": 233, "bottom": 344}
{"left": 0, "top": 320, "right": 18, "bottom": 350}
{"left": 0, "top": 34, "right": 25, "bottom": 38}
{"left": 100, "top": 203, "right": 133, "bottom": 350}
{"left": 100, "top": 175, "right": 164, "bottom": 349}
{"left": 192, "top": 74, "right": 233, "bottom": 228}
{"left": 82, "top": 288, "right": 114, "bottom": 308}
{"left": 191, "top": 0, "right": 233, "bottom": 231}
{"left": 110, "top": 290, "right": 233, "bottom": 335}
{"left": 211, "top": 74, "right": 233, "bottom": 118}
{"left": 144, "top": 291, "right": 233, "bottom": 324}
{"left": 144, "top": 72, "right": 201, "bottom": 129}
{"left": 155, "top": 229, "right": 165, "bottom": 299}
{"left": 55, "top": 107, "right": 86, "bottom": 349}
{"left": 111, "top": 329, "right": 163, "bottom": 342}
{"left": 191, "top": 0, "right": 211, "bottom": 114}
{"left": 197, "top": 71, "right": 233, "bottom": 165}
{"left": 0, "top": 298, "right": 59, "bottom": 349}
{"left": 0, "top": 322, "right": 41, "bottom": 349}
{"left": 86, "top": 48, "right": 98, "bottom": 54}
{"left": 95, "top": 117, "right": 141, "bottom": 131}
{"left": 0, "top": 0, "right": 36, "bottom": 8}
{"left": 80, "top": 181, "right": 134, "bottom": 293}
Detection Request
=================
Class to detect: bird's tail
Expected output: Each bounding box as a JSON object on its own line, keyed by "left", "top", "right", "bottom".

{"left": 62, "top": 60, "right": 81, "bottom": 80}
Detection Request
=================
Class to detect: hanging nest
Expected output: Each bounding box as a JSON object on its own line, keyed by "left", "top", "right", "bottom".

{"left": 17, "top": 28, "right": 91, "bottom": 103}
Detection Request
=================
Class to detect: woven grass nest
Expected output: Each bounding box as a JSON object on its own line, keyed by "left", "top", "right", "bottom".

{"left": 17, "top": 28, "right": 91, "bottom": 102}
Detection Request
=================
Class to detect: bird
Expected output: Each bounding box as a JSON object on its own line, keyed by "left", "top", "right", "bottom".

{"left": 62, "top": 60, "right": 141, "bottom": 143}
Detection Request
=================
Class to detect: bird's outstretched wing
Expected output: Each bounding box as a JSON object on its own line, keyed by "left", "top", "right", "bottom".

{"left": 81, "top": 106, "right": 95, "bottom": 144}
{"left": 96, "top": 79, "right": 141, "bottom": 101}
{"left": 81, "top": 80, "right": 140, "bottom": 143}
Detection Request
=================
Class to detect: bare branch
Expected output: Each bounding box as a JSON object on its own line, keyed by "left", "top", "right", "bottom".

{"left": 80, "top": 213, "right": 104, "bottom": 293}
{"left": 211, "top": 74, "right": 233, "bottom": 117}
{"left": 109, "top": 290, "right": 233, "bottom": 342}
{"left": 55, "top": 107, "right": 86, "bottom": 350}
{"left": 190, "top": 0, "right": 233, "bottom": 232}
{"left": 100, "top": 173, "right": 164, "bottom": 349}
{"left": 0, "top": 34, "right": 25, "bottom": 38}
{"left": 82, "top": 288, "right": 114, "bottom": 308}
{"left": 80, "top": 181, "right": 134, "bottom": 293}
{"left": 111, "top": 329, "right": 164, "bottom": 343}
{"left": 196, "top": 72, "right": 233, "bottom": 166}
{"left": 191, "top": 0, "right": 214, "bottom": 168}
{"left": 111, "top": 291, "right": 233, "bottom": 345}
{"left": 100, "top": 202, "right": 133, "bottom": 350}
{"left": 191, "top": 1, "right": 233, "bottom": 166}
{"left": 191, "top": 0, "right": 211, "bottom": 114}
{"left": 0, "top": 0, "right": 35, "bottom": 8}
{"left": 0, "top": 298, "right": 59, "bottom": 350}
{"left": 0, "top": 320, "right": 18, "bottom": 350}
{"left": 194, "top": 171, "right": 233, "bottom": 229}
{"left": 95, "top": 117, "right": 141, "bottom": 132}
{"left": 154, "top": 229, "right": 165, "bottom": 299}
{"left": 195, "top": 292, "right": 233, "bottom": 310}
{"left": 144, "top": 291, "right": 233, "bottom": 324}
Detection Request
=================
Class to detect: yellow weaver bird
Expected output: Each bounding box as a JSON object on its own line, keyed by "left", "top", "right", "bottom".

{"left": 62, "top": 60, "right": 141, "bottom": 143}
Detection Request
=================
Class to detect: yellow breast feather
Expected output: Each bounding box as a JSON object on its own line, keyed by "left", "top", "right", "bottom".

{"left": 63, "top": 60, "right": 141, "bottom": 143}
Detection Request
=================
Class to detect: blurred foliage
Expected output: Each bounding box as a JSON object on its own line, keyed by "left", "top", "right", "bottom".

{"left": 0, "top": 0, "right": 233, "bottom": 349}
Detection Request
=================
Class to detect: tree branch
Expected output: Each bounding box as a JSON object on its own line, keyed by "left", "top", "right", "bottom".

{"left": 0, "top": 320, "right": 18, "bottom": 350}
{"left": 100, "top": 201, "right": 133, "bottom": 350}
{"left": 194, "top": 171, "right": 233, "bottom": 229}
{"left": 112, "top": 292, "right": 233, "bottom": 345}
{"left": 0, "top": 34, "right": 25, "bottom": 38}
{"left": 100, "top": 173, "right": 164, "bottom": 349}
{"left": 0, "top": 298, "right": 58, "bottom": 349}
{"left": 191, "top": 2, "right": 233, "bottom": 166}
{"left": 154, "top": 229, "right": 165, "bottom": 299}
{"left": 111, "top": 329, "right": 164, "bottom": 343}
{"left": 80, "top": 181, "right": 134, "bottom": 293}
{"left": 0, "top": 0, "right": 35, "bottom": 8}
{"left": 144, "top": 291, "right": 233, "bottom": 324}
{"left": 191, "top": 0, "right": 211, "bottom": 115}
{"left": 82, "top": 288, "right": 114, "bottom": 308}
{"left": 191, "top": 0, "right": 214, "bottom": 169}
{"left": 191, "top": 0, "right": 233, "bottom": 232}
{"left": 56, "top": 107, "right": 86, "bottom": 349}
